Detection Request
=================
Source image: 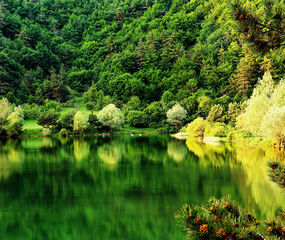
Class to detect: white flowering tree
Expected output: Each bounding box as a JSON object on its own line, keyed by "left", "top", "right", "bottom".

{"left": 97, "top": 104, "right": 124, "bottom": 132}
{"left": 167, "top": 103, "right": 187, "bottom": 131}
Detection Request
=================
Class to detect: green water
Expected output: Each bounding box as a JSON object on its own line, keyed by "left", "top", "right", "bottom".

{"left": 0, "top": 135, "right": 284, "bottom": 240}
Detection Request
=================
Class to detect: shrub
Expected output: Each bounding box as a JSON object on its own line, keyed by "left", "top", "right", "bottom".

{"left": 59, "top": 109, "right": 76, "bottom": 131}
{"left": 206, "top": 104, "right": 224, "bottom": 123}
{"left": 44, "top": 99, "right": 61, "bottom": 111}
{"left": 143, "top": 101, "right": 165, "bottom": 128}
{"left": 88, "top": 112, "right": 106, "bottom": 132}
{"left": 167, "top": 104, "right": 187, "bottom": 131}
{"left": 5, "top": 106, "right": 24, "bottom": 137}
{"left": 127, "top": 110, "right": 147, "bottom": 128}
{"left": 42, "top": 128, "right": 51, "bottom": 137}
{"left": 122, "top": 96, "right": 141, "bottom": 116}
{"left": 59, "top": 128, "right": 69, "bottom": 137}
{"left": 0, "top": 98, "right": 12, "bottom": 135}
{"left": 73, "top": 111, "right": 88, "bottom": 133}
{"left": 97, "top": 104, "right": 124, "bottom": 132}
{"left": 37, "top": 110, "right": 59, "bottom": 128}
{"left": 186, "top": 117, "right": 208, "bottom": 139}
{"left": 22, "top": 103, "right": 43, "bottom": 120}
{"left": 204, "top": 122, "right": 227, "bottom": 137}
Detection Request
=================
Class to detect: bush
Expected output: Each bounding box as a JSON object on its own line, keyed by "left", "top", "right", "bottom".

{"left": 204, "top": 122, "right": 227, "bottom": 137}
{"left": 59, "top": 109, "right": 76, "bottom": 131}
{"left": 97, "top": 104, "right": 124, "bottom": 132}
{"left": 206, "top": 104, "right": 224, "bottom": 123}
{"left": 186, "top": 117, "right": 208, "bottom": 139}
{"left": 122, "top": 96, "right": 141, "bottom": 116}
{"left": 127, "top": 110, "right": 147, "bottom": 128}
{"left": 42, "top": 128, "right": 51, "bottom": 137}
{"left": 167, "top": 103, "right": 187, "bottom": 131}
{"left": 61, "top": 100, "right": 74, "bottom": 108}
{"left": 59, "top": 128, "right": 69, "bottom": 137}
{"left": 22, "top": 103, "right": 43, "bottom": 120}
{"left": 37, "top": 110, "right": 59, "bottom": 128}
{"left": 85, "top": 101, "right": 94, "bottom": 110}
{"left": 143, "top": 101, "right": 165, "bottom": 128}
{"left": 5, "top": 106, "right": 24, "bottom": 137}
{"left": 73, "top": 111, "right": 88, "bottom": 133}
{"left": 88, "top": 112, "right": 106, "bottom": 132}
{"left": 44, "top": 99, "right": 61, "bottom": 111}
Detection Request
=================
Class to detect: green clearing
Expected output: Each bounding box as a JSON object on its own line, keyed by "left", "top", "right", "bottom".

{"left": 22, "top": 120, "right": 43, "bottom": 137}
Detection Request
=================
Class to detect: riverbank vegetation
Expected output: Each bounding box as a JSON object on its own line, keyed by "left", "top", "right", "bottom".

{"left": 0, "top": 0, "right": 284, "bottom": 142}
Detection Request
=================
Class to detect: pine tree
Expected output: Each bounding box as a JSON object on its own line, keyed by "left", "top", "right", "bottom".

{"left": 232, "top": 0, "right": 285, "bottom": 52}
{"left": 232, "top": 45, "right": 260, "bottom": 97}
{"left": 146, "top": 31, "right": 157, "bottom": 55}
{"left": 135, "top": 39, "right": 145, "bottom": 68}
{"left": 107, "top": 36, "right": 116, "bottom": 55}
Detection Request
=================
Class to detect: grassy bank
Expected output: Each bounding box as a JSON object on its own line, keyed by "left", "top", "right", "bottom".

{"left": 21, "top": 119, "right": 157, "bottom": 137}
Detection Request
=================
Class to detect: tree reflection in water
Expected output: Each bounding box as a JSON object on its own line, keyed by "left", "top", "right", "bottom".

{"left": 0, "top": 136, "right": 284, "bottom": 240}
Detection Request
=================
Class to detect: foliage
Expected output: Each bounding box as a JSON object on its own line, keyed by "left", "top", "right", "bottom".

{"left": 22, "top": 103, "right": 43, "bottom": 120}
{"left": 5, "top": 106, "right": 24, "bottom": 137}
{"left": 59, "top": 128, "right": 69, "bottom": 138}
{"left": 122, "top": 96, "right": 142, "bottom": 116}
{"left": 73, "top": 111, "right": 88, "bottom": 134}
{"left": 186, "top": 117, "right": 208, "bottom": 139}
{"left": 143, "top": 101, "right": 165, "bottom": 128}
{"left": 205, "top": 122, "right": 227, "bottom": 137}
{"left": 97, "top": 104, "right": 124, "bottom": 131}
{"left": 206, "top": 104, "right": 224, "bottom": 123}
{"left": 176, "top": 197, "right": 285, "bottom": 240}
{"left": 127, "top": 110, "right": 147, "bottom": 128}
{"left": 59, "top": 109, "right": 76, "bottom": 131}
{"left": 268, "top": 161, "right": 285, "bottom": 189}
{"left": 166, "top": 104, "right": 187, "bottom": 130}
{"left": 42, "top": 128, "right": 51, "bottom": 137}
{"left": 88, "top": 112, "right": 106, "bottom": 132}
{"left": 0, "top": 0, "right": 284, "bottom": 135}
{"left": 37, "top": 110, "right": 59, "bottom": 128}
{"left": 0, "top": 98, "right": 12, "bottom": 134}
{"left": 237, "top": 72, "right": 285, "bottom": 146}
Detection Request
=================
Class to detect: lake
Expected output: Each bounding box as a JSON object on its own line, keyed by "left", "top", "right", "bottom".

{"left": 0, "top": 135, "right": 284, "bottom": 240}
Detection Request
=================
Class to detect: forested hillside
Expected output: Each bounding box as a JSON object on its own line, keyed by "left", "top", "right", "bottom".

{"left": 0, "top": 0, "right": 284, "bottom": 127}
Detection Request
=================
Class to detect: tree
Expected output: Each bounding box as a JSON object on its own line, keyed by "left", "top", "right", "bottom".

{"left": 206, "top": 104, "right": 224, "bottom": 123}
{"left": 5, "top": 106, "right": 24, "bottom": 137}
{"left": 0, "top": 98, "right": 12, "bottom": 135}
{"left": 37, "top": 110, "right": 59, "bottom": 129}
{"left": 59, "top": 109, "right": 76, "bottom": 131}
{"left": 198, "top": 96, "right": 212, "bottom": 117}
{"left": 260, "top": 105, "right": 285, "bottom": 149}
{"left": 143, "top": 101, "right": 165, "bottom": 128}
{"left": 232, "top": 46, "right": 260, "bottom": 97}
{"left": 232, "top": 0, "right": 285, "bottom": 52}
{"left": 123, "top": 96, "right": 141, "bottom": 116}
{"left": 97, "top": 104, "right": 124, "bottom": 132}
{"left": 73, "top": 111, "right": 88, "bottom": 134}
{"left": 236, "top": 71, "right": 275, "bottom": 136}
{"left": 166, "top": 104, "right": 187, "bottom": 131}
{"left": 186, "top": 117, "right": 208, "bottom": 139}
{"left": 127, "top": 110, "right": 147, "bottom": 128}
{"left": 176, "top": 197, "right": 285, "bottom": 240}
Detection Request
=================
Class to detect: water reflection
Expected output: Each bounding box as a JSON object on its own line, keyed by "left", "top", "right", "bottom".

{"left": 0, "top": 136, "right": 284, "bottom": 240}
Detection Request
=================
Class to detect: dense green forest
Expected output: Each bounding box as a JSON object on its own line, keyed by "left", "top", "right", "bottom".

{"left": 0, "top": 0, "right": 284, "bottom": 137}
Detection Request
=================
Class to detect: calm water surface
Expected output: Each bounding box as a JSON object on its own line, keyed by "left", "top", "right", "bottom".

{"left": 0, "top": 135, "right": 284, "bottom": 240}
